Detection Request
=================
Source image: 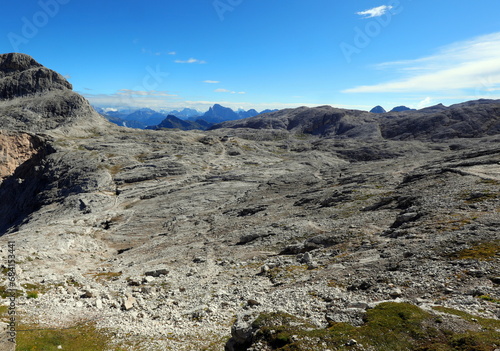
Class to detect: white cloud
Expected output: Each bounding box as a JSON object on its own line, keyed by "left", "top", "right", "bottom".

{"left": 417, "top": 97, "right": 433, "bottom": 109}
{"left": 214, "top": 88, "right": 246, "bottom": 94}
{"left": 343, "top": 32, "right": 500, "bottom": 95}
{"left": 174, "top": 58, "right": 207, "bottom": 64}
{"left": 84, "top": 89, "right": 182, "bottom": 110}
{"left": 85, "top": 91, "right": 372, "bottom": 112}
{"left": 357, "top": 5, "right": 393, "bottom": 18}
{"left": 141, "top": 48, "right": 176, "bottom": 56}
{"left": 117, "top": 89, "right": 177, "bottom": 97}
{"left": 203, "top": 80, "right": 220, "bottom": 84}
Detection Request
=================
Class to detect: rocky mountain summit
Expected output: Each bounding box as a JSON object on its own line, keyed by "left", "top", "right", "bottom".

{"left": 0, "top": 54, "right": 499, "bottom": 350}
{"left": 0, "top": 53, "right": 71, "bottom": 99}
{"left": 0, "top": 53, "right": 108, "bottom": 135}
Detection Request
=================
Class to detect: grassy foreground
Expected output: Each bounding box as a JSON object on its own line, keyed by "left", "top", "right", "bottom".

{"left": 249, "top": 302, "right": 500, "bottom": 351}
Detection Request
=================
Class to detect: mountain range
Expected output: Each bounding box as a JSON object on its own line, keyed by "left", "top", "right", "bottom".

{"left": 1, "top": 53, "right": 500, "bottom": 351}
{"left": 370, "top": 105, "right": 416, "bottom": 113}
{"left": 146, "top": 115, "right": 213, "bottom": 131}
{"left": 96, "top": 104, "right": 279, "bottom": 130}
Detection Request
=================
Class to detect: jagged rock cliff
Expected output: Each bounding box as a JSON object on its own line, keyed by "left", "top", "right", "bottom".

{"left": 0, "top": 53, "right": 72, "bottom": 99}
{"left": 0, "top": 53, "right": 110, "bottom": 134}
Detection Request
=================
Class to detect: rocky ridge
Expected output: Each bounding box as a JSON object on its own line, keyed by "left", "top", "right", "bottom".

{"left": 0, "top": 53, "right": 499, "bottom": 350}
{"left": 211, "top": 100, "right": 500, "bottom": 141}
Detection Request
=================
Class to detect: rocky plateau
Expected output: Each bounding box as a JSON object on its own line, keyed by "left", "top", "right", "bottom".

{"left": 0, "top": 53, "right": 499, "bottom": 350}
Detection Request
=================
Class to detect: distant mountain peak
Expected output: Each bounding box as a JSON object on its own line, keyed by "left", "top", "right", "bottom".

{"left": 390, "top": 106, "right": 413, "bottom": 112}
{"left": 370, "top": 106, "right": 386, "bottom": 114}
{"left": 147, "top": 114, "right": 212, "bottom": 131}
{"left": 203, "top": 104, "right": 240, "bottom": 123}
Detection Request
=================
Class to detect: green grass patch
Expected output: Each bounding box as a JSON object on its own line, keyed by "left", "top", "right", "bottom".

{"left": 26, "top": 291, "right": 38, "bottom": 299}
{"left": 15, "top": 322, "right": 126, "bottom": 351}
{"left": 433, "top": 306, "right": 500, "bottom": 331}
{"left": 478, "top": 295, "right": 500, "bottom": 304}
{"left": 87, "top": 271, "right": 122, "bottom": 283}
{"left": 264, "top": 265, "right": 307, "bottom": 282}
{"left": 449, "top": 240, "right": 500, "bottom": 261}
{"left": 250, "top": 303, "right": 500, "bottom": 351}
{"left": 465, "top": 191, "right": 499, "bottom": 203}
{"left": 0, "top": 285, "right": 23, "bottom": 298}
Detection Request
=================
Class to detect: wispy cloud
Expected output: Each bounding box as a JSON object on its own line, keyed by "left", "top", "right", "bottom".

{"left": 83, "top": 89, "right": 181, "bottom": 109}
{"left": 214, "top": 88, "right": 247, "bottom": 94}
{"left": 203, "top": 80, "right": 220, "bottom": 84}
{"left": 141, "top": 48, "right": 177, "bottom": 56}
{"left": 174, "top": 58, "right": 207, "bottom": 64}
{"left": 117, "top": 89, "right": 177, "bottom": 97}
{"left": 357, "top": 5, "right": 393, "bottom": 18}
{"left": 343, "top": 32, "right": 500, "bottom": 95}
{"left": 417, "top": 97, "right": 433, "bottom": 109}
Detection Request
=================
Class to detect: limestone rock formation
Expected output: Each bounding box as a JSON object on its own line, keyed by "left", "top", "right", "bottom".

{"left": 0, "top": 54, "right": 499, "bottom": 350}
{"left": 0, "top": 53, "right": 110, "bottom": 134}
{"left": 0, "top": 52, "right": 72, "bottom": 100}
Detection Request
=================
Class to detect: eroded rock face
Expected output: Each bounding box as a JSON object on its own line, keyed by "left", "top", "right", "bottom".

{"left": 0, "top": 53, "right": 72, "bottom": 100}
{"left": 0, "top": 53, "right": 110, "bottom": 134}
{"left": 0, "top": 130, "right": 42, "bottom": 181}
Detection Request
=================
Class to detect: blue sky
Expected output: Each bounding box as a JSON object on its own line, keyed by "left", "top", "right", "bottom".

{"left": 1, "top": 0, "right": 500, "bottom": 112}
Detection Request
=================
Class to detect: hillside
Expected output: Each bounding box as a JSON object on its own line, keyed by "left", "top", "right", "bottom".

{"left": 0, "top": 53, "right": 499, "bottom": 350}
{"left": 211, "top": 100, "right": 500, "bottom": 141}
